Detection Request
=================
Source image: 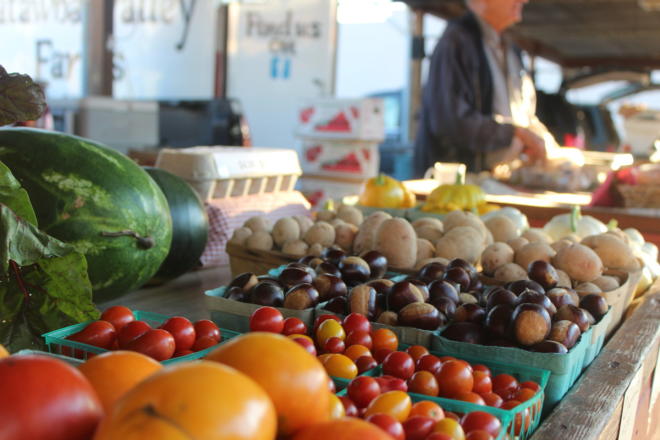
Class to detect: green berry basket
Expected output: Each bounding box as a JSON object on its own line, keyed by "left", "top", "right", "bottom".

{"left": 42, "top": 310, "right": 240, "bottom": 365}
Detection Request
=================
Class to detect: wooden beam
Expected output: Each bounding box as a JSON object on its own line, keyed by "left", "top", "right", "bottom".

{"left": 408, "top": 9, "right": 424, "bottom": 143}
{"left": 83, "top": 0, "right": 113, "bottom": 96}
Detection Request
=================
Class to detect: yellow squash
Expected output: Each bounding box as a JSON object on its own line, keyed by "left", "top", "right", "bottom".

{"left": 359, "top": 174, "right": 414, "bottom": 209}
{"left": 423, "top": 172, "right": 486, "bottom": 213}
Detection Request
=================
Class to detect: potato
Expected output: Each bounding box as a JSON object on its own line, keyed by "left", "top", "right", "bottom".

{"left": 551, "top": 239, "right": 574, "bottom": 254}
{"left": 246, "top": 230, "right": 273, "bottom": 251}
{"left": 316, "top": 209, "right": 336, "bottom": 222}
{"left": 415, "top": 225, "right": 444, "bottom": 243}
{"left": 335, "top": 222, "right": 358, "bottom": 252}
{"left": 575, "top": 282, "right": 602, "bottom": 297}
{"left": 581, "top": 233, "right": 639, "bottom": 271}
{"left": 416, "top": 238, "right": 436, "bottom": 263}
{"left": 556, "top": 269, "right": 572, "bottom": 288}
{"left": 272, "top": 217, "right": 300, "bottom": 248}
{"left": 329, "top": 218, "right": 346, "bottom": 227}
{"left": 282, "top": 239, "right": 309, "bottom": 256}
{"left": 515, "top": 242, "right": 556, "bottom": 271}
{"left": 443, "top": 210, "right": 491, "bottom": 245}
{"left": 228, "top": 227, "right": 252, "bottom": 246}
{"left": 435, "top": 226, "right": 484, "bottom": 264}
{"left": 507, "top": 237, "right": 529, "bottom": 253}
{"left": 481, "top": 243, "right": 515, "bottom": 275}
{"left": 374, "top": 218, "right": 417, "bottom": 269}
{"left": 293, "top": 215, "right": 314, "bottom": 237}
{"left": 553, "top": 243, "right": 603, "bottom": 283}
{"left": 244, "top": 216, "right": 271, "bottom": 233}
{"left": 308, "top": 243, "right": 324, "bottom": 257}
{"left": 412, "top": 218, "right": 444, "bottom": 232}
{"left": 336, "top": 205, "right": 363, "bottom": 226}
{"left": 494, "top": 263, "right": 529, "bottom": 283}
{"left": 592, "top": 275, "right": 620, "bottom": 292}
{"left": 303, "top": 221, "right": 336, "bottom": 247}
{"left": 522, "top": 228, "right": 551, "bottom": 244}
{"left": 354, "top": 211, "right": 392, "bottom": 254}
{"left": 605, "top": 229, "right": 630, "bottom": 245}
{"left": 415, "top": 257, "right": 450, "bottom": 270}
{"left": 485, "top": 215, "right": 518, "bottom": 243}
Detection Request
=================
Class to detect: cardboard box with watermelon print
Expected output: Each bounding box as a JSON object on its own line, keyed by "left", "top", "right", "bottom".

{"left": 299, "top": 139, "right": 380, "bottom": 179}
{"left": 297, "top": 98, "right": 385, "bottom": 141}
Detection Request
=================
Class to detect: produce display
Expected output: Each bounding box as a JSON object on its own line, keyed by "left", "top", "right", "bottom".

{"left": 421, "top": 173, "right": 498, "bottom": 215}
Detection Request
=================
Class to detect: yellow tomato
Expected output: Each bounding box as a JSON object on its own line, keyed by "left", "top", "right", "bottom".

{"left": 288, "top": 334, "right": 313, "bottom": 343}
{"left": 323, "top": 354, "right": 357, "bottom": 380}
{"left": 364, "top": 391, "right": 412, "bottom": 422}
{"left": 316, "top": 319, "right": 346, "bottom": 345}
{"left": 328, "top": 393, "right": 345, "bottom": 419}
{"left": 433, "top": 418, "right": 465, "bottom": 440}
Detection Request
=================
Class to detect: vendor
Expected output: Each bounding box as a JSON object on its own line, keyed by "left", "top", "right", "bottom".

{"left": 414, "top": 0, "right": 556, "bottom": 177}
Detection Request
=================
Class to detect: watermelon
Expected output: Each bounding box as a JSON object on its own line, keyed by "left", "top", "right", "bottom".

{"left": 0, "top": 128, "right": 172, "bottom": 301}
{"left": 144, "top": 167, "right": 209, "bottom": 283}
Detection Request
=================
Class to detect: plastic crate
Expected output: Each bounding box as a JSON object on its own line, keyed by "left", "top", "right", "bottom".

{"left": 15, "top": 349, "right": 84, "bottom": 367}
{"left": 42, "top": 310, "right": 239, "bottom": 364}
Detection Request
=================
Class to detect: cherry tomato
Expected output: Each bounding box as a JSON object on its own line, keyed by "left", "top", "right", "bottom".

{"left": 472, "top": 364, "right": 491, "bottom": 376}
{"left": 249, "top": 306, "right": 284, "bottom": 333}
{"left": 173, "top": 349, "right": 194, "bottom": 357}
{"left": 372, "top": 328, "right": 398, "bottom": 352}
{"left": 338, "top": 395, "right": 359, "bottom": 417}
{"left": 520, "top": 381, "right": 541, "bottom": 393}
{"left": 454, "top": 391, "right": 486, "bottom": 405}
{"left": 409, "top": 400, "right": 445, "bottom": 422}
{"left": 383, "top": 351, "right": 415, "bottom": 380}
{"left": 126, "top": 329, "right": 176, "bottom": 361}
{"left": 403, "top": 416, "right": 436, "bottom": 440}
{"left": 365, "top": 413, "right": 404, "bottom": 440}
{"left": 437, "top": 359, "right": 474, "bottom": 398}
{"left": 460, "top": 411, "right": 501, "bottom": 438}
{"left": 67, "top": 320, "right": 116, "bottom": 350}
{"left": 480, "top": 392, "right": 504, "bottom": 408}
{"left": 323, "top": 354, "right": 357, "bottom": 380}
{"left": 444, "top": 411, "right": 461, "bottom": 422}
{"left": 318, "top": 353, "right": 333, "bottom": 365}
{"left": 192, "top": 336, "right": 220, "bottom": 351}
{"left": 364, "top": 390, "right": 412, "bottom": 422}
{"left": 501, "top": 400, "right": 529, "bottom": 435}
{"left": 194, "top": 319, "right": 221, "bottom": 342}
{"left": 345, "top": 344, "right": 372, "bottom": 361}
{"left": 323, "top": 336, "right": 345, "bottom": 353}
{"left": 117, "top": 320, "right": 151, "bottom": 348}
{"left": 348, "top": 376, "right": 381, "bottom": 408}
{"left": 287, "top": 333, "right": 313, "bottom": 343}
{"left": 356, "top": 355, "right": 378, "bottom": 374}
{"left": 433, "top": 417, "right": 465, "bottom": 440}
{"left": 314, "top": 314, "right": 341, "bottom": 334}
{"left": 406, "top": 345, "right": 430, "bottom": 363}
{"left": 316, "top": 319, "right": 346, "bottom": 345}
{"left": 343, "top": 313, "right": 371, "bottom": 334}
{"left": 375, "top": 375, "right": 408, "bottom": 393}
{"left": 491, "top": 374, "right": 519, "bottom": 401}
{"left": 282, "top": 317, "right": 307, "bottom": 336}
{"left": 408, "top": 370, "right": 439, "bottom": 396}
{"left": 438, "top": 356, "right": 456, "bottom": 363}
{"left": 515, "top": 387, "right": 537, "bottom": 402}
{"left": 426, "top": 433, "right": 454, "bottom": 440}
{"left": 328, "top": 376, "right": 336, "bottom": 393}
{"left": 472, "top": 370, "right": 492, "bottom": 394}
{"left": 345, "top": 330, "right": 373, "bottom": 349}
{"left": 328, "top": 393, "right": 345, "bottom": 419}
{"left": 100, "top": 306, "right": 134, "bottom": 332}
{"left": 373, "top": 348, "right": 394, "bottom": 364}
{"left": 159, "top": 316, "right": 195, "bottom": 351}
{"left": 416, "top": 354, "right": 443, "bottom": 375}
{"left": 292, "top": 336, "right": 317, "bottom": 356}
{"left": 465, "top": 430, "right": 494, "bottom": 440}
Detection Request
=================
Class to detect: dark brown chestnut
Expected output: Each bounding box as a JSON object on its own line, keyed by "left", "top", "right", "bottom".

{"left": 516, "top": 290, "right": 557, "bottom": 316}
{"left": 323, "top": 247, "right": 347, "bottom": 266}
{"left": 339, "top": 256, "right": 371, "bottom": 286}
{"left": 367, "top": 279, "right": 395, "bottom": 295}
{"left": 428, "top": 296, "right": 457, "bottom": 319}
{"left": 547, "top": 288, "right": 577, "bottom": 309}
{"left": 469, "top": 277, "right": 483, "bottom": 292}
{"left": 417, "top": 262, "right": 446, "bottom": 284}
{"left": 256, "top": 275, "right": 281, "bottom": 285}
{"left": 512, "top": 303, "right": 552, "bottom": 346}
{"left": 507, "top": 279, "right": 545, "bottom": 295}
{"left": 398, "top": 303, "right": 446, "bottom": 330}
{"left": 307, "top": 257, "right": 325, "bottom": 269}
{"left": 579, "top": 294, "right": 608, "bottom": 322}
{"left": 442, "top": 267, "right": 471, "bottom": 292}
{"left": 375, "top": 293, "right": 386, "bottom": 317}
{"left": 297, "top": 255, "right": 316, "bottom": 265}
{"left": 386, "top": 281, "right": 425, "bottom": 312}
{"left": 528, "top": 260, "right": 559, "bottom": 290}
{"left": 248, "top": 281, "right": 284, "bottom": 307}
{"left": 530, "top": 340, "right": 568, "bottom": 354}
{"left": 348, "top": 285, "right": 377, "bottom": 319}
{"left": 313, "top": 274, "right": 348, "bottom": 301}
{"left": 548, "top": 320, "right": 581, "bottom": 349}
{"left": 408, "top": 279, "right": 430, "bottom": 301}
{"left": 486, "top": 288, "right": 517, "bottom": 311}
{"left": 447, "top": 258, "right": 478, "bottom": 278}
{"left": 361, "top": 250, "right": 388, "bottom": 279}
{"left": 283, "top": 283, "right": 319, "bottom": 310}
{"left": 225, "top": 286, "right": 248, "bottom": 302}
{"left": 279, "top": 267, "right": 313, "bottom": 290}
{"left": 324, "top": 296, "right": 348, "bottom": 315}
{"left": 428, "top": 280, "right": 460, "bottom": 304}
{"left": 485, "top": 304, "right": 514, "bottom": 338}
{"left": 441, "top": 322, "right": 485, "bottom": 345}
{"left": 555, "top": 305, "right": 591, "bottom": 332}
{"left": 454, "top": 304, "right": 486, "bottom": 324}
{"left": 228, "top": 272, "right": 259, "bottom": 291}
{"left": 316, "top": 262, "right": 342, "bottom": 278}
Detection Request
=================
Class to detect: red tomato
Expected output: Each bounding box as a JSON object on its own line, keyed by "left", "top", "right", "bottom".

{"left": 454, "top": 391, "right": 486, "bottom": 405}
{"left": 375, "top": 375, "right": 408, "bottom": 393}
{"left": 520, "top": 380, "right": 541, "bottom": 393}
{"left": 282, "top": 317, "right": 307, "bottom": 336}
{"left": 416, "top": 354, "right": 443, "bottom": 375}
{"left": 338, "top": 395, "right": 359, "bottom": 417}
{"left": 173, "top": 349, "right": 194, "bottom": 357}
{"left": 406, "top": 345, "right": 429, "bottom": 363}
{"left": 67, "top": 320, "right": 116, "bottom": 350}
{"left": 365, "top": 413, "right": 404, "bottom": 440}
{"left": 193, "top": 319, "right": 221, "bottom": 342}
{"left": 324, "top": 337, "right": 346, "bottom": 354}
{"left": 408, "top": 371, "right": 439, "bottom": 396}
{"left": 126, "top": 329, "right": 176, "bottom": 361}
{"left": 191, "top": 336, "right": 219, "bottom": 351}
{"left": 343, "top": 312, "right": 371, "bottom": 334}
{"left": 403, "top": 416, "right": 436, "bottom": 440}
{"left": 438, "top": 356, "right": 456, "bottom": 363}
{"left": 436, "top": 359, "right": 474, "bottom": 398}
{"left": 443, "top": 411, "right": 460, "bottom": 422}
{"left": 466, "top": 430, "right": 494, "bottom": 440}
{"left": 355, "top": 355, "right": 378, "bottom": 374}
{"left": 314, "top": 314, "right": 342, "bottom": 334}
{"left": 159, "top": 316, "right": 195, "bottom": 351}
{"left": 472, "top": 371, "right": 492, "bottom": 394}
{"left": 480, "top": 392, "right": 504, "bottom": 408}
{"left": 501, "top": 400, "right": 530, "bottom": 435}
{"left": 292, "top": 337, "right": 317, "bottom": 356}
{"left": 348, "top": 376, "right": 382, "bottom": 408}
{"left": 117, "top": 320, "right": 151, "bottom": 348}
{"left": 461, "top": 411, "right": 501, "bottom": 437}
{"left": 515, "top": 387, "right": 537, "bottom": 402}
{"left": 373, "top": 348, "right": 394, "bottom": 364}
{"left": 382, "top": 351, "right": 415, "bottom": 380}
{"left": 492, "top": 374, "right": 519, "bottom": 401}
{"left": 100, "top": 306, "right": 134, "bottom": 332}
{"left": 472, "top": 364, "right": 491, "bottom": 376}
{"left": 345, "top": 330, "right": 373, "bottom": 349}
{"left": 426, "top": 433, "right": 453, "bottom": 440}
{"left": 0, "top": 355, "right": 103, "bottom": 440}
{"left": 249, "top": 306, "right": 284, "bottom": 333}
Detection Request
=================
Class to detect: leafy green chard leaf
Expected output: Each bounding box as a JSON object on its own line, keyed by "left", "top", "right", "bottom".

{"left": 0, "top": 204, "right": 98, "bottom": 352}
{"left": 0, "top": 65, "right": 47, "bottom": 126}
{"left": 0, "top": 160, "right": 37, "bottom": 226}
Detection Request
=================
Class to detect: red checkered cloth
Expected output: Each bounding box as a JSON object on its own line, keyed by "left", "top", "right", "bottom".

{"left": 200, "top": 192, "right": 312, "bottom": 267}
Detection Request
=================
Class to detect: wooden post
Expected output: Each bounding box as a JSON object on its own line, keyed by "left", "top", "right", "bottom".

{"left": 408, "top": 8, "right": 425, "bottom": 143}
{"left": 84, "top": 0, "right": 114, "bottom": 96}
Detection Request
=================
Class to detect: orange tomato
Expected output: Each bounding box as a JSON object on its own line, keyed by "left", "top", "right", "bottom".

{"left": 437, "top": 360, "right": 474, "bottom": 398}
{"left": 0, "top": 344, "right": 8, "bottom": 358}
{"left": 293, "top": 418, "right": 394, "bottom": 440}
{"left": 328, "top": 394, "right": 346, "bottom": 419}
{"left": 454, "top": 391, "right": 486, "bottom": 406}
{"left": 372, "top": 328, "right": 398, "bottom": 352}
{"left": 406, "top": 345, "right": 429, "bottom": 363}
{"left": 433, "top": 418, "right": 465, "bottom": 440}
{"left": 323, "top": 354, "right": 358, "bottom": 380}
{"left": 364, "top": 390, "right": 412, "bottom": 422}
{"left": 345, "top": 344, "right": 372, "bottom": 362}
{"left": 316, "top": 319, "right": 346, "bottom": 345}
{"left": 409, "top": 401, "right": 445, "bottom": 422}
{"left": 408, "top": 370, "right": 439, "bottom": 397}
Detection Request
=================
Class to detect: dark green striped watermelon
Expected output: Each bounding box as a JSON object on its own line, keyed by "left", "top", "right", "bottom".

{"left": 0, "top": 128, "right": 172, "bottom": 301}
{"left": 144, "top": 167, "right": 208, "bottom": 283}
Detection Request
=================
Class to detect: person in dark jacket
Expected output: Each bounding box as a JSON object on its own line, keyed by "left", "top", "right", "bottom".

{"left": 414, "top": 0, "right": 551, "bottom": 177}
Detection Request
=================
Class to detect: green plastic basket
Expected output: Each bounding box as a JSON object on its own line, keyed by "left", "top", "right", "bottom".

{"left": 15, "top": 349, "right": 84, "bottom": 367}
{"left": 42, "top": 310, "right": 240, "bottom": 365}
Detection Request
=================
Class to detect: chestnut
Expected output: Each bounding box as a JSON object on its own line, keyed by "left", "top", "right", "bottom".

{"left": 555, "top": 305, "right": 591, "bottom": 332}
{"left": 486, "top": 288, "right": 517, "bottom": 311}
{"left": 307, "top": 257, "right": 325, "bottom": 269}
{"left": 225, "top": 286, "right": 247, "bottom": 302}
{"left": 469, "top": 277, "right": 483, "bottom": 292}
{"left": 447, "top": 258, "right": 478, "bottom": 278}
{"left": 512, "top": 303, "right": 552, "bottom": 346}
{"left": 367, "top": 279, "right": 395, "bottom": 295}
{"left": 516, "top": 290, "right": 557, "bottom": 316}
{"left": 530, "top": 340, "right": 569, "bottom": 354}
{"left": 297, "top": 255, "right": 316, "bottom": 265}
{"left": 313, "top": 274, "right": 348, "bottom": 301}
{"left": 339, "top": 256, "right": 371, "bottom": 286}
{"left": 283, "top": 283, "right": 319, "bottom": 310}
{"left": 442, "top": 267, "right": 471, "bottom": 292}
{"left": 248, "top": 281, "right": 284, "bottom": 307}
{"left": 428, "top": 280, "right": 460, "bottom": 304}
{"left": 375, "top": 293, "right": 386, "bottom": 317}
{"left": 324, "top": 296, "right": 348, "bottom": 315}
{"left": 417, "top": 262, "right": 446, "bottom": 284}
{"left": 547, "top": 288, "right": 577, "bottom": 309}
{"left": 386, "top": 281, "right": 425, "bottom": 312}
{"left": 349, "top": 285, "right": 377, "bottom": 319}
{"left": 459, "top": 293, "right": 479, "bottom": 305}
{"left": 279, "top": 267, "right": 313, "bottom": 290}
{"left": 228, "top": 272, "right": 259, "bottom": 292}
{"left": 256, "top": 275, "right": 281, "bottom": 285}
{"left": 316, "top": 262, "right": 342, "bottom": 278}
{"left": 528, "top": 260, "right": 559, "bottom": 290}
{"left": 579, "top": 294, "right": 608, "bottom": 322}
{"left": 507, "top": 279, "right": 545, "bottom": 295}
{"left": 323, "top": 248, "right": 347, "bottom": 266}
{"left": 377, "top": 311, "right": 398, "bottom": 326}
{"left": 408, "top": 279, "right": 430, "bottom": 301}
{"left": 454, "top": 303, "right": 486, "bottom": 324}
{"left": 361, "top": 250, "right": 388, "bottom": 279}
{"left": 441, "top": 322, "right": 485, "bottom": 345}
{"left": 548, "top": 320, "right": 581, "bottom": 349}
{"left": 485, "top": 304, "right": 514, "bottom": 338}
{"left": 398, "top": 303, "right": 446, "bottom": 330}
{"left": 428, "top": 296, "right": 457, "bottom": 319}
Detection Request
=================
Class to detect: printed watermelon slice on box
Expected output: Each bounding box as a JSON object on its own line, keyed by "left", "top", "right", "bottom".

{"left": 300, "top": 107, "right": 315, "bottom": 123}
{"left": 315, "top": 112, "right": 352, "bottom": 132}
{"left": 321, "top": 152, "right": 363, "bottom": 173}
{"left": 305, "top": 145, "right": 323, "bottom": 162}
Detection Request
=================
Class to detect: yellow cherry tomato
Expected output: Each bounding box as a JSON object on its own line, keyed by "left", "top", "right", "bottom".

{"left": 287, "top": 334, "right": 313, "bottom": 343}
{"left": 316, "top": 319, "right": 346, "bottom": 345}
{"left": 328, "top": 393, "right": 345, "bottom": 419}
{"left": 323, "top": 354, "right": 358, "bottom": 380}
{"left": 318, "top": 353, "right": 334, "bottom": 365}
{"left": 433, "top": 418, "right": 465, "bottom": 440}
{"left": 364, "top": 390, "right": 412, "bottom": 422}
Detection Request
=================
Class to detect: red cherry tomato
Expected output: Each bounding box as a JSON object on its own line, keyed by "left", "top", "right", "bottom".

{"left": 159, "top": 316, "right": 195, "bottom": 351}
{"left": 345, "top": 330, "right": 373, "bottom": 349}
{"left": 282, "top": 317, "right": 307, "bottom": 336}
{"left": 373, "top": 348, "right": 394, "bottom": 364}
{"left": 117, "top": 320, "right": 151, "bottom": 348}
{"left": 403, "top": 416, "right": 436, "bottom": 440}
{"left": 406, "top": 345, "right": 430, "bottom": 363}
{"left": 348, "top": 376, "right": 381, "bottom": 408}
{"left": 461, "top": 411, "right": 501, "bottom": 438}
{"left": 436, "top": 359, "right": 474, "bottom": 398}
{"left": 408, "top": 371, "right": 439, "bottom": 396}
{"left": 355, "top": 355, "right": 378, "bottom": 374}
{"left": 192, "top": 336, "right": 219, "bottom": 351}
{"left": 501, "top": 400, "right": 530, "bottom": 435}
{"left": 382, "top": 351, "right": 415, "bottom": 380}
{"left": 492, "top": 374, "right": 519, "bottom": 401}
{"left": 416, "top": 354, "right": 443, "bottom": 375}
{"left": 426, "top": 433, "right": 454, "bottom": 440}
{"left": 173, "top": 349, "right": 194, "bottom": 357}
{"left": 466, "top": 430, "right": 494, "bottom": 440}
{"left": 375, "top": 375, "right": 408, "bottom": 393}
{"left": 480, "top": 392, "right": 504, "bottom": 408}
{"left": 194, "top": 319, "right": 221, "bottom": 342}
{"left": 342, "top": 313, "right": 371, "bottom": 334}
{"left": 249, "top": 306, "right": 284, "bottom": 333}
{"left": 338, "top": 395, "right": 359, "bottom": 417}
{"left": 314, "top": 314, "right": 341, "bottom": 334}
{"left": 68, "top": 320, "right": 116, "bottom": 349}
{"left": 515, "top": 387, "right": 537, "bottom": 402}
{"left": 454, "top": 391, "right": 486, "bottom": 405}
{"left": 438, "top": 355, "right": 456, "bottom": 363}
{"left": 520, "top": 380, "right": 541, "bottom": 393}
{"left": 472, "top": 364, "right": 491, "bottom": 376}
{"left": 127, "top": 329, "right": 176, "bottom": 361}
{"left": 100, "top": 306, "right": 134, "bottom": 332}
{"left": 292, "top": 336, "right": 317, "bottom": 356}
{"left": 472, "top": 370, "right": 493, "bottom": 394}
{"left": 365, "top": 413, "right": 405, "bottom": 440}
{"left": 324, "top": 337, "right": 346, "bottom": 354}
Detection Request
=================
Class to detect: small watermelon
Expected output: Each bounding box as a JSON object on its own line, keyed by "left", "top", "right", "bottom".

{"left": 0, "top": 128, "right": 172, "bottom": 301}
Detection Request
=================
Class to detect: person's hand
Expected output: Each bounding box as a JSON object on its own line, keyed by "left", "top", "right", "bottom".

{"left": 515, "top": 127, "right": 547, "bottom": 164}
